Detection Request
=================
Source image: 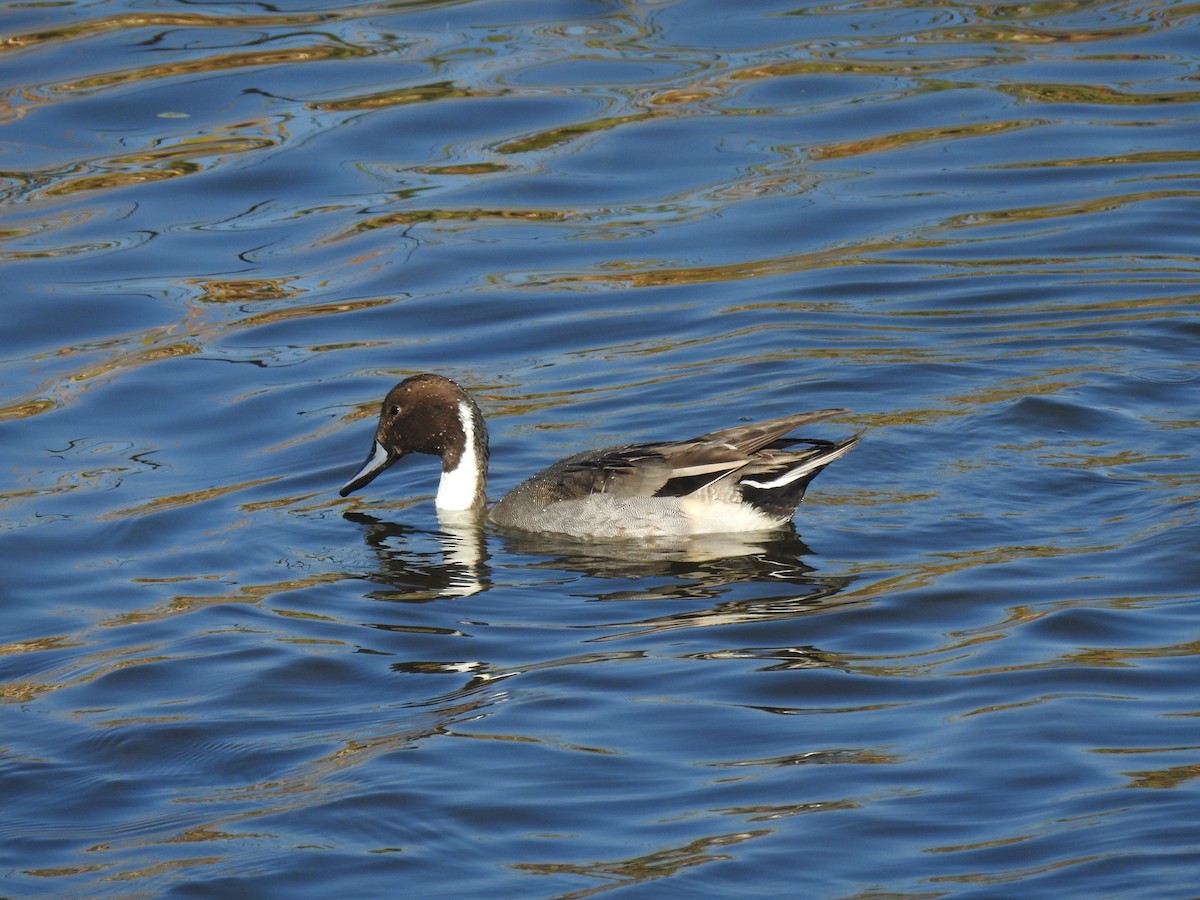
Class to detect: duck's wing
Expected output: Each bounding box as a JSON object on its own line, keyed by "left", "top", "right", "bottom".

{"left": 538, "top": 445, "right": 689, "bottom": 499}
{"left": 546, "top": 409, "right": 853, "bottom": 501}
{"left": 691, "top": 409, "right": 850, "bottom": 455}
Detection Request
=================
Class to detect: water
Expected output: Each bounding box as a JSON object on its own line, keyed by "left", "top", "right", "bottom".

{"left": 3, "top": 0, "right": 1199, "bottom": 896}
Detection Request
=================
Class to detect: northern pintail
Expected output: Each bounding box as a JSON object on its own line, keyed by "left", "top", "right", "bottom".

{"left": 339, "top": 374, "right": 859, "bottom": 539}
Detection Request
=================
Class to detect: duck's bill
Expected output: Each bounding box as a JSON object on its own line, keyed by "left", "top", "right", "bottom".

{"left": 339, "top": 440, "right": 398, "bottom": 497}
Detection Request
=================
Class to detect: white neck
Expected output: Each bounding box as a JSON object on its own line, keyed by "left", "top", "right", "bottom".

{"left": 435, "top": 399, "right": 485, "bottom": 510}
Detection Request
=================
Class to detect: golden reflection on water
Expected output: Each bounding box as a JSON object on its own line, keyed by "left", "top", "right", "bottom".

{"left": 1, "top": 12, "right": 334, "bottom": 53}
{"left": 0, "top": 288, "right": 391, "bottom": 425}
{"left": 1004, "top": 83, "right": 1200, "bottom": 105}
{"left": 3, "top": 0, "right": 1193, "bottom": 440}
{"left": 496, "top": 112, "right": 656, "bottom": 154}
{"left": 991, "top": 149, "right": 1200, "bottom": 169}
{"left": 0, "top": 397, "right": 56, "bottom": 421}
{"left": 335, "top": 207, "right": 572, "bottom": 239}
{"left": 22, "top": 123, "right": 284, "bottom": 202}
{"left": 0, "top": 567, "right": 361, "bottom": 704}
{"left": 310, "top": 81, "right": 492, "bottom": 111}
{"left": 99, "top": 475, "right": 282, "bottom": 521}
{"left": 1120, "top": 762, "right": 1200, "bottom": 791}
{"left": 53, "top": 44, "right": 369, "bottom": 94}
{"left": 512, "top": 829, "right": 771, "bottom": 893}
{"left": 810, "top": 119, "right": 1044, "bottom": 161}
{"left": 0, "top": 336, "right": 200, "bottom": 423}
{"left": 114, "top": 571, "right": 351, "bottom": 628}
{"left": 189, "top": 277, "right": 299, "bottom": 305}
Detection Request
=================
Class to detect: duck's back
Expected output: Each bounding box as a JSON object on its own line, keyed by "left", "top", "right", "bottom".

{"left": 487, "top": 411, "right": 858, "bottom": 538}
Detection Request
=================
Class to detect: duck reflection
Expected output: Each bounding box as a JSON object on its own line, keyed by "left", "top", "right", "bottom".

{"left": 343, "top": 510, "right": 490, "bottom": 600}
{"left": 339, "top": 511, "right": 860, "bottom": 750}
{"left": 342, "top": 509, "right": 853, "bottom": 622}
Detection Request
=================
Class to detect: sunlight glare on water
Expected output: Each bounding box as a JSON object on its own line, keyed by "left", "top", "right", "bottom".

{"left": 1, "top": 0, "right": 1199, "bottom": 897}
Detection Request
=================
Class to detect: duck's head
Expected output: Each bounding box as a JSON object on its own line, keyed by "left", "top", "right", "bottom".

{"left": 339, "top": 374, "right": 485, "bottom": 499}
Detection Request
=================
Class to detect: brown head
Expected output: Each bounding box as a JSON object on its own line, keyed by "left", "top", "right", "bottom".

{"left": 339, "top": 374, "right": 488, "bottom": 505}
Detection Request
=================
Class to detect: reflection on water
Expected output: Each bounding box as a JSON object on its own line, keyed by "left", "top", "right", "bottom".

{"left": 346, "top": 511, "right": 490, "bottom": 601}
{"left": 3, "top": 0, "right": 1200, "bottom": 896}
{"left": 346, "top": 510, "right": 854, "bottom": 621}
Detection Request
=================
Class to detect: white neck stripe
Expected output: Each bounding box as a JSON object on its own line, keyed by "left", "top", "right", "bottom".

{"left": 436, "top": 399, "right": 483, "bottom": 510}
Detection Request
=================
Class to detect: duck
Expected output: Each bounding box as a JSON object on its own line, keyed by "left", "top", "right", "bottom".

{"left": 339, "top": 373, "right": 859, "bottom": 539}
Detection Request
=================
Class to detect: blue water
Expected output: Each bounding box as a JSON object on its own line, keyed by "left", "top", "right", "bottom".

{"left": 3, "top": 1, "right": 1199, "bottom": 896}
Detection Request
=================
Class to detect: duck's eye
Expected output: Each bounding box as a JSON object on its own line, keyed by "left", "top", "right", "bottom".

{"left": 390, "top": 406, "right": 401, "bottom": 417}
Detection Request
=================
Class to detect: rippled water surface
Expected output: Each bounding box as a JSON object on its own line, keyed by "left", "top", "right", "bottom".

{"left": 3, "top": 0, "right": 1199, "bottom": 896}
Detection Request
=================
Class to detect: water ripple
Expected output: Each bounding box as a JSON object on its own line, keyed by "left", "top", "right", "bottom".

{"left": 2, "top": 0, "right": 1199, "bottom": 896}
